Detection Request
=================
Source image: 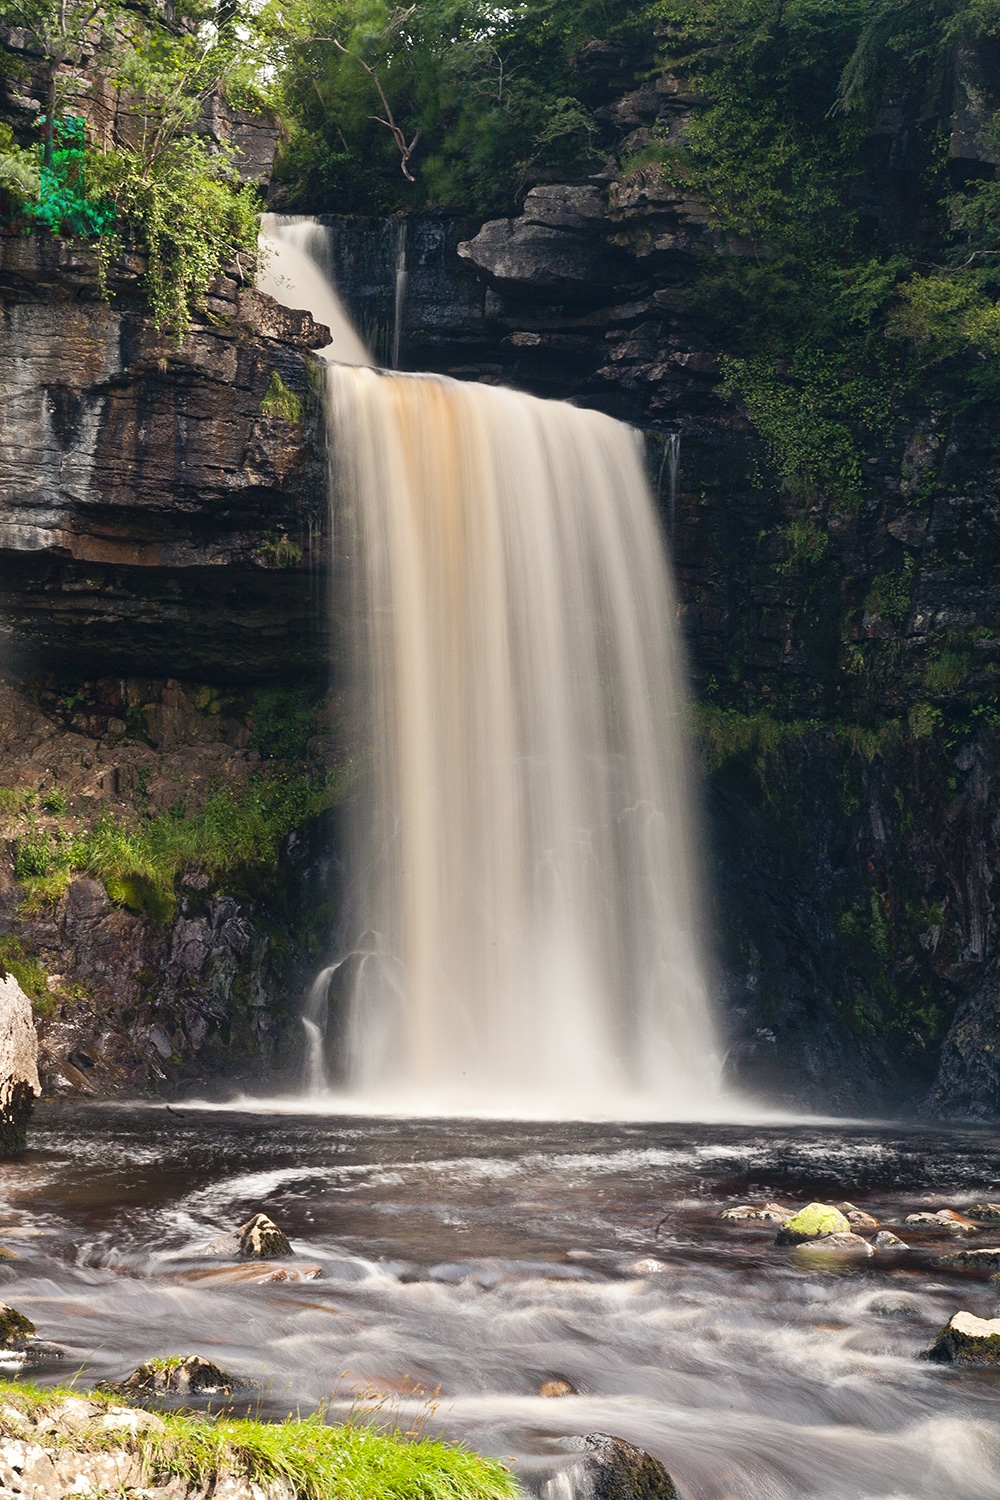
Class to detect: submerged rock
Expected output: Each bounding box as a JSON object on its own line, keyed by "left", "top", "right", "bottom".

{"left": 721, "top": 1202, "right": 790, "bottom": 1223}
{"left": 941, "top": 1247, "right": 1000, "bottom": 1269}
{"left": 904, "top": 1209, "right": 978, "bottom": 1233}
{"left": 924, "top": 1311, "right": 1000, "bottom": 1366}
{"left": 0, "top": 975, "right": 41, "bottom": 1156}
{"left": 626, "top": 1258, "right": 670, "bottom": 1274}
{"left": 793, "top": 1231, "right": 874, "bottom": 1259}
{"left": 873, "top": 1231, "right": 909, "bottom": 1250}
{"left": 178, "top": 1261, "right": 322, "bottom": 1287}
{"left": 540, "top": 1433, "right": 679, "bottom": 1500}
{"left": 775, "top": 1203, "right": 850, "bottom": 1245}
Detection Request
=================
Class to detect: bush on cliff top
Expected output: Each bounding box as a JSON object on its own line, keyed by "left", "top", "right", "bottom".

{"left": 0, "top": 1380, "right": 516, "bottom": 1500}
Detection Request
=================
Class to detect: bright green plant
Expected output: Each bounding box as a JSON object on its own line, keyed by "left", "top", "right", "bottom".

{"left": 261, "top": 371, "right": 304, "bottom": 421}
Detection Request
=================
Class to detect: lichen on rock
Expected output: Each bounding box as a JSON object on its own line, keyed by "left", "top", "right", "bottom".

{"left": 775, "top": 1203, "right": 850, "bottom": 1245}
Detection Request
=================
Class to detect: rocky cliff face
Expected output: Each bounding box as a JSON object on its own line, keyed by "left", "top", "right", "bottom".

{"left": 309, "top": 42, "right": 1000, "bottom": 1119}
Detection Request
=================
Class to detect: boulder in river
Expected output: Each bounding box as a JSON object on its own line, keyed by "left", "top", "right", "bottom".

{"left": 117, "top": 1354, "right": 235, "bottom": 1395}
{"left": 238, "top": 1213, "right": 292, "bottom": 1260}
{"left": 873, "top": 1230, "right": 909, "bottom": 1250}
{"left": 0, "top": 974, "right": 41, "bottom": 1155}
{"left": 540, "top": 1379, "right": 575, "bottom": 1397}
{"left": 924, "top": 1311, "right": 1000, "bottom": 1366}
{"left": 837, "top": 1202, "right": 880, "bottom": 1230}
{"left": 904, "top": 1209, "right": 978, "bottom": 1233}
{"left": 721, "top": 1202, "right": 789, "bottom": 1223}
{"left": 0, "top": 1303, "right": 34, "bottom": 1349}
{"left": 941, "top": 1247, "right": 1000, "bottom": 1269}
{"left": 539, "top": 1433, "right": 679, "bottom": 1500}
{"left": 793, "top": 1231, "right": 874, "bottom": 1259}
{"left": 775, "top": 1203, "right": 851, "bottom": 1245}
{"left": 968, "top": 1203, "right": 1000, "bottom": 1222}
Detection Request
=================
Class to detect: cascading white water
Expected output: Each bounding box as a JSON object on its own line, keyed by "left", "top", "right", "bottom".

{"left": 255, "top": 218, "right": 722, "bottom": 1116}
{"left": 258, "top": 215, "right": 373, "bottom": 366}
{"left": 326, "top": 367, "right": 722, "bottom": 1116}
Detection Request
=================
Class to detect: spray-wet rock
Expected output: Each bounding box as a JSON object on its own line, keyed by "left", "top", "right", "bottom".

{"left": 793, "top": 1231, "right": 874, "bottom": 1259}
{"left": 721, "top": 1202, "right": 790, "bottom": 1223}
{"left": 837, "top": 1202, "right": 880, "bottom": 1230}
{"left": 775, "top": 1203, "right": 851, "bottom": 1245}
{"left": 941, "top": 1247, "right": 1000, "bottom": 1269}
{"left": 111, "top": 1354, "right": 236, "bottom": 1396}
{"left": 968, "top": 1203, "right": 1000, "bottom": 1221}
{"left": 924, "top": 1310, "right": 1000, "bottom": 1366}
{"left": 873, "top": 1230, "right": 909, "bottom": 1250}
{"left": 540, "top": 1433, "right": 679, "bottom": 1500}
{"left": 904, "top": 1209, "right": 978, "bottom": 1233}
{"left": 0, "top": 1305, "right": 33, "bottom": 1350}
{"left": 540, "top": 1379, "right": 575, "bottom": 1397}
{"left": 238, "top": 1213, "right": 292, "bottom": 1260}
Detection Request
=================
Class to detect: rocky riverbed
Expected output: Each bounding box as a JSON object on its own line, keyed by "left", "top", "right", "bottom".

{"left": 0, "top": 1105, "right": 997, "bottom": 1500}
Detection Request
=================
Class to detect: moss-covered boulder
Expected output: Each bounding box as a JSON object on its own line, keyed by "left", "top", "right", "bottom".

{"left": 115, "top": 1354, "right": 234, "bottom": 1396}
{"left": 969, "top": 1203, "right": 1000, "bottom": 1222}
{"left": 924, "top": 1311, "right": 1000, "bottom": 1366}
{"left": 941, "top": 1248, "right": 1000, "bottom": 1269}
{"left": 0, "top": 1304, "right": 34, "bottom": 1349}
{"left": 775, "top": 1203, "right": 851, "bottom": 1245}
{"left": 238, "top": 1213, "right": 292, "bottom": 1260}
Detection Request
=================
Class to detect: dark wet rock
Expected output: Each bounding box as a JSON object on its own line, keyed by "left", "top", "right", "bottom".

{"left": 793, "top": 1231, "right": 874, "bottom": 1259}
{"left": 775, "top": 1204, "right": 850, "bottom": 1245}
{"left": 720, "top": 1202, "right": 789, "bottom": 1223}
{"left": 540, "top": 1433, "right": 679, "bottom": 1500}
{"left": 0, "top": 975, "right": 40, "bottom": 1156}
{"left": 969, "top": 1203, "right": 1000, "bottom": 1221}
{"left": 0, "top": 1303, "right": 34, "bottom": 1348}
{"left": 904, "top": 1210, "right": 978, "bottom": 1233}
{"left": 540, "top": 1379, "right": 575, "bottom": 1397}
{"left": 837, "top": 1203, "right": 880, "bottom": 1231}
{"left": 941, "top": 1247, "right": 1000, "bottom": 1269}
{"left": 238, "top": 1213, "right": 292, "bottom": 1260}
{"left": 924, "top": 1311, "right": 1000, "bottom": 1366}
{"left": 873, "top": 1231, "right": 909, "bottom": 1250}
{"left": 108, "top": 1353, "right": 234, "bottom": 1396}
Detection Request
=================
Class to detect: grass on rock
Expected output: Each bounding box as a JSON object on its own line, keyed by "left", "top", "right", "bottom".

{"left": 0, "top": 1382, "right": 517, "bottom": 1500}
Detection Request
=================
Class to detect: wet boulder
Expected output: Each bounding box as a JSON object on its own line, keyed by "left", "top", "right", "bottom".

{"left": 775, "top": 1203, "right": 850, "bottom": 1245}
{"left": 626, "top": 1258, "right": 670, "bottom": 1275}
{"left": 206, "top": 1213, "right": 293, "bottom": 1260}
{"left": 0, "top": 1303, "right": 34, "bottom": 1349}
{"left": 873, "top": 1231, "right": 909, "bottom": 1250}
{"left": 904, "top": 1209, "right": 978, "bottom": 1233}
{"left": 721, "top": 1202, "right": 789, "bottom": 1223}
{"left": 941, "top": 1247, "right": 1000, "bottom": 1269}
{"left": 540, "top": 1433, "right": 679, "bottom": 1500}
{"left": 968, "top": 1203, "right": 1000, "bottom": 1222}
{"left": 540, "top": 1379, "right": 575, "bottom": 1397}
{"left": 0, "top": 974, "right": 41, "bottom": 1155}
{"left": 116, "top": 1354, "right": 234, "bottom": 1396}
{"left": 837, "top": 1202, "right": 880, "bottom": 1231}
{"left": 794, "top": 1231, "right": 874, "bottom": 1259}
{"left": 924, "top": 1311, "right": 1000, "bottom": 1366}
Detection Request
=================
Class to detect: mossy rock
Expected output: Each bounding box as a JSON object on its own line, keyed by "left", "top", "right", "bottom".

{"left": 0, "top": 1303, "right": 34, "bottom": 1348}
{"left": 775, "top": 1203, "right": 851, "bottom": 1245}
{"left": 968, "top": 1203, "right": 1000, "bottom": 1222}
{"left": 237, "top": 1213, "right": 291, "bottom": 1260}
{"left": 924, "top": 1311, "right": 1000, "bottom": 1366}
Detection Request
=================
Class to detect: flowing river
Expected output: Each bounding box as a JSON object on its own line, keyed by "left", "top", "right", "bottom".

{"left": 2, "top": 1104, "right": 999, "bottom": 1499}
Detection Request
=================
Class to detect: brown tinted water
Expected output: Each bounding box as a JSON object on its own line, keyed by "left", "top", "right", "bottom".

{"left": 2, "top": 1104, "right": 1000, "bottom": 1499}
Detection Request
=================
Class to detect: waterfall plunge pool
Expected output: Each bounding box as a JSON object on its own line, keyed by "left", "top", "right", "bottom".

{"left": 2, "top": 1103, "right": 999, "bottom": 1500}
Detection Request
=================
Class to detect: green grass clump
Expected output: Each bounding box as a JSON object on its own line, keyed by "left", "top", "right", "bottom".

{"left": 0, "top": 935, "right": 49, "bottom": 1002}
{"left": 0, "top": 1382, "right": 517, "bottom": 1500}
{"left": 15, "top": 770, "right": 350, "bottom": 923}
{"left": 261, "top": 371, "right": 304, "bottom": 423}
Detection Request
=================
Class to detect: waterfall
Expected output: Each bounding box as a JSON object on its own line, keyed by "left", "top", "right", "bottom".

{"left": 258, "top": 215, "right": 373, "bottom": 366}
{"left": 326, "top": 369, "right": 720, "bottom": 1116}
{"left": 255, "top": 220, "right": 722, "bottom": 1117}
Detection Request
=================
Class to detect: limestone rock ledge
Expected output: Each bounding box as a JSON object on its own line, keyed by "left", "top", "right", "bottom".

{"left": 0, "top": 233, "right": 331, "bottom": 682}
{"left": 0, "top": 973, "right": 40, "bottom": 1154}
{"left": 0, "top": 1395, "right": 293, "bottom": 1500}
